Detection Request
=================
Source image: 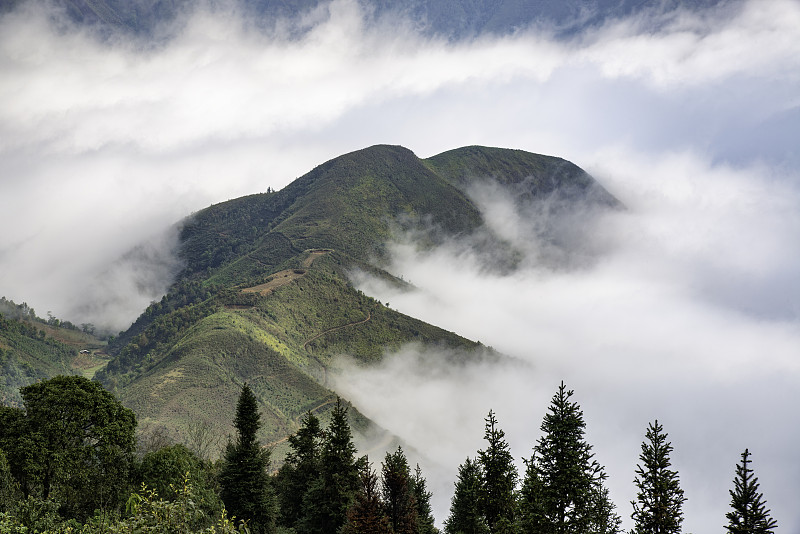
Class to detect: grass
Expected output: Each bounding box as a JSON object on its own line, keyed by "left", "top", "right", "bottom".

{"left": 96, "top": 143, "right": 620, "bottom": 456}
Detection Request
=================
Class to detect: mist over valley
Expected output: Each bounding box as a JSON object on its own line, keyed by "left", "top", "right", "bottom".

{"left": 1, "top": 0, "right": 799, "bottom": 532}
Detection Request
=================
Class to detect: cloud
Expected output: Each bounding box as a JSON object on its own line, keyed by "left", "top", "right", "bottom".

{"left": 1, "top": 0, "right": 799, "bottom": 529}
{"left": 347, "top": 150, "right": 800, "bottom": 531}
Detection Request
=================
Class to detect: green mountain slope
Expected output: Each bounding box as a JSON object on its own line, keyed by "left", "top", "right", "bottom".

{"left": 427, "top": 145, "right": 621, "bottom": 207}
{"left": 0, "top": 299, "right": 107, "bottom": 406}
{"left": 96, "top": 144, "right": 619, "bottom": 452}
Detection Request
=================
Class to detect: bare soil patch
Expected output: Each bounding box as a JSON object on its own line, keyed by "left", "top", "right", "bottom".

{"left": 242, "top": 269, "right": 307, "bottom": 296}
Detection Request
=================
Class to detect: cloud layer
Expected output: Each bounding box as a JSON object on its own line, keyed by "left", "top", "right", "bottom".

{"left": 343, "top": 146, "right": 800, "bottom": 529}
{"left": 1, "top": 0, "right": 799, "bottom": 530}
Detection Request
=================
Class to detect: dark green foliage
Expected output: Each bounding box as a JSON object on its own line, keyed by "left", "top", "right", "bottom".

{"left": 0, "top": 376, "right": 137, "bottom": 521}
{"left": 0, "top": 406, "right": 32, "bottom": 501}
{"left": 411, "top": 463, "right": 439, "bottom": 534}
{"left": 7, "top": 495, "right": 64, "bottom": 533}
{"left": 219, "top": 384, "right": 277, "bottom": 533}
{"left": 478, "top": 410, "right": 517, "bottom": 533}
{"left": 341, "top": 461, "right": 393, "bottom": 534}
{"left": 0, "top": 448, "right": 20, "bottom": 513}
{"left": 300, "top": 398, "right": 362, "bottom": 534}
{"left": 518, "top": 382, "right": 620, "bottom": 534}
{"left": 381, "top": 446, "right": 418, "bottom": 534}
{"left": 105, "top": 280, "right": 216, "bottom": 356}
{"left": 179, "top": 193, "right": 295, "bottom": 279}
{"left": 425, "top": 145, "right": 621, "bottom": 208}
{"left": 276, "top": 411, "right": 322, "bottom": 529}
{"left": 109, "top": 473, "right": 247, "bottom": 534}
{"left": 725, "top": 449, "right": 777, "bottom": 534}
{"left": 445, "top": 457, "right": 490, "bottom": 534}
{"left": 139, "top": 443, "right": 223, "bottom": 525}
{"left": 94, "top": 144, "right": 617, "bottom": 459}
{"left": 631, "top": 420, "right": 686, "bottom": 534}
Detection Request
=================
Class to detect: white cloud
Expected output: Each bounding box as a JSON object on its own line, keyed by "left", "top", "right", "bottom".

{"left": 348, "top": 151, "right": 800, "bottom": 531}
{"left": 1, "top": 0, "right": 799, "bottom": 529}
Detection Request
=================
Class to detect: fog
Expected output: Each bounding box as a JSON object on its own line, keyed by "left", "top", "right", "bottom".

{"left": 1, "top": 0, "right": 799, "bottom": 530}
{"left": 342, "top": 150, "right": 800, "bottom": 531}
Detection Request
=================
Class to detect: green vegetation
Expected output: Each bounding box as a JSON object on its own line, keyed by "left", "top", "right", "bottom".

{"left": 445, "top": 457, "right": 489, "bottom": 534}
{"left": 1, "top": 144, "right": 635, "bottom": 531}
{"left": 425, "top": 145, "right": 621, "bottom": 208}
{"left": 220, "top": 384, "right": 277, "bottom": 534}
{"left": 0, "top": 314, "right": 74, "bottom": 406}
{"left": 726, "top": 449, "right": 777, "bottom": 534}
{"left": 518, "top": 382, "right": 621, "bottom": 533}
{"left": 83, "top": 144, "right": 620, "bottom": 456}
{"left": 631, "top": 420, "right": 686, "bottom": 534}
{"left": 0, "top": 376, "right": 780, "bottom": 533}
{"left": 0, "top": 376, "right": 136, "bottom": 522}
{"left": 477, "top": 411, "right": 517, "bottom": 533}
{"left": 0, "top": 297, "right": 110, "bottom": 405}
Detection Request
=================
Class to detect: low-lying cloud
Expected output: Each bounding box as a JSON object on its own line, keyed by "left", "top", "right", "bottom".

{"left": 2, "top": 0, "right": 799, "bottom": 331}
{"left": 345, "top": 151, "right": 800, "bottom": 531}
{"left": 1, "top": 0, "right": 799, "bottom": 529}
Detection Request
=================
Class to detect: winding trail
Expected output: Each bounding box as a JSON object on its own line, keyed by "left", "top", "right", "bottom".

{"left": 302, "top": 310, "right": 372, "bottom": 387}
{"left": 302, "top": 310, "right": 372, "bottom": 351}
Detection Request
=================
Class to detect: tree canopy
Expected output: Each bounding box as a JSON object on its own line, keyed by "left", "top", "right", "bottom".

{"left": 219, "top": 383, "right": 277, "bottom": 534}
{"left": 518, "top": 382, "right": 621, "bottom": 534}
{"left": 0, "top": 375, "right": 136, "bottom": 520}
{"left": 631, "top": 420, "right": 686, "bottom": 534}
{"left": 726, "top": 449, "right": 777, "bottom": 534}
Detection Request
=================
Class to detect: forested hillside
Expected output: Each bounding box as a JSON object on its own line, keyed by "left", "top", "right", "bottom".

{"left": 0, "top": 376, "right": 777, "bottom": 533}
{"left": 90, "top": 145, "right": 616, "bottom": 452}
{"left": 0, "top": 298, "right": 106, "bottom": 405}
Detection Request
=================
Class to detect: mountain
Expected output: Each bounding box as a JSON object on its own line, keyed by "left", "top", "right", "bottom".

{"left": 0, "top": 0, "right": 736, "bottom": 40}
{"left": 91, "top": 144, "right": 620, "bottom": 453}
{"left": 0, "top": 297, "right": 108, "bottom": 406}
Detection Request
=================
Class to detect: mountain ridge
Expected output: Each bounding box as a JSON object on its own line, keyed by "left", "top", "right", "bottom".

{"left": 11, "top": 144, "right": 621, "bottom": 455}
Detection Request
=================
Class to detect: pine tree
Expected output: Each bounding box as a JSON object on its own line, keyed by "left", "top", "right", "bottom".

{"left": 725, "top": 449, "right": 777, "bottom": 534}
{"left": 301, "top": 397, "right": 361, "bottom": 534}
{"left": 517, "top": 457, "right": 547, "bottom": 533}
{"left": 630, "top": 420, "right": 686, "bottom": 534}
{"left": 445, "top": 457, "right": 490, "bottom": 534}
{"left": 341, "top": 460, "right": 393, "bottom": 534}
{"left": 518, "top": 382, "right": 620, "bottom": 534}
{"left": 478, "top": 410, "right": 518, "bottom": 534}
{"left": 382, "top": 446, "right": 419, "bottom": 534}
{"left": 219, "top": 383, "right": 276, "bottom": 534}
{"left": 275, "top": 410, "right": 322, "bottom": 529}
{"left": 411, "top": 463, "right": 439, "bottom": 534}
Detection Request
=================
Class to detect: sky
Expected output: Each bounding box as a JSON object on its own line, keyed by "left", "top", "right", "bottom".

{"left": 1, "top": 0, "right": 799, "bottom": 531}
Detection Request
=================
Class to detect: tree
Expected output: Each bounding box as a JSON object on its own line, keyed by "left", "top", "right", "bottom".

{"left": 275, "top": 410, "right": 322, "bottom": 529}
{"left": 518, "top": 382, "right": 620, "bottom": 534}
{"left": 219, "top": 383, "right": 277, "bottom": 534}
{"left": 382, "top": 446, "right": 418, "bottom": 534}
{"left": 13, "top": 375, "right": 136, "bottom": 520}
{"left": 630, "top": 420, "right": 686, "bottom": 534}
{"left": 341, "top": 460, "right": 393, "bottom": 534}
{"left": 725, "top": 449, "right": 777, "bottom": 534}
{"left": 110, "top": 473, "right": 247, "bottom": 534}
{"left": 411, "top": 463, "right": 439, "bottom": 534}
{"left": 186, "top": 419, "right": 222, "bottom": 462}
{"left": 0, "top": 448, "right": 20, "bottom": 513}
{"left": 300, "top": 397, "right": 362, "bottom": 534}
{"left": 139, "top": 443, "right": 223, "bottom": 526}
{"left": 0, "top": 407, "right": 28, "bottom": 497}
{"left": 478, "top": 410, "right": 517, "bottom": 534}
{"left": 445, "top": 457, "right": 490, "bottom": 534}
